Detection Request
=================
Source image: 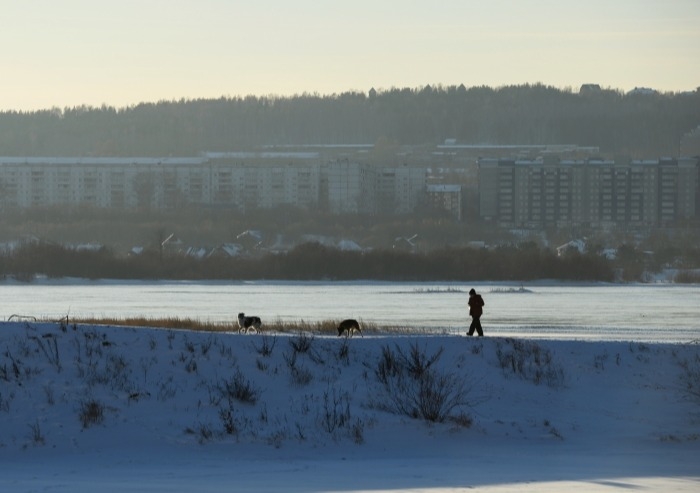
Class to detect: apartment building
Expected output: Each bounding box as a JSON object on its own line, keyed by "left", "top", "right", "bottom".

{"left": 478, "top": 157, "right": 699, "bottom": 229}
{"left": 0, "top": 157, "right": 209, "bottom": 210}
{"left": 0, "top": 154, "right": 426, "bottom": 216}
{"left": 205, "top": 152, "right": 322, "bottom": 211}
{"left": 377, "top": 164, "right": 427, "bottom": 215}
{"left": 324, "top": 160, "right": 373, "bottom": 214}
{"left": 426, "top": 184, "right": 462, "bottom": 220}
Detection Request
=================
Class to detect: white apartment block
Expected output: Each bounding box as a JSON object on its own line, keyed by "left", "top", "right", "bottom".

{"left": 377, "top": 164, "right": 427, "bottom": 215}
{"left": 0, "top": 154, "right": 426, "bottom": 216}
{"left": 324, "top": 160, "right": 371, "bottom": 214}
{"left": 0, "top": 157, "right": 208, "bottom": 210}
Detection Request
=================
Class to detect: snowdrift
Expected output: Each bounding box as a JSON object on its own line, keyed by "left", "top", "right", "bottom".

{"left": 0, "top": 321, "right": 698, "bottom": 492}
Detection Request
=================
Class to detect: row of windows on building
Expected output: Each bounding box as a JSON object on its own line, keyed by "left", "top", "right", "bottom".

{"left": 0, "top": 155, "right": 437, "bottom": 216}
{"left": 4, "top": 153, "right": 696, "bottom": 228}
{"left": 478, "top": 157, "right": 699, "bottom": 229}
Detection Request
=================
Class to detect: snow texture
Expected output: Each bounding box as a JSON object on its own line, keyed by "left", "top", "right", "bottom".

{"left": 0, "top": 321, "right": 698, "bottom": 492}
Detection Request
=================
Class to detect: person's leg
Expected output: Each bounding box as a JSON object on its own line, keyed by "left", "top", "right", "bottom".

{"left": 467, "top": 318, "right": 476, "bottom": 336}
{"left": 475, "top": 317, "right": 483, "bottom": 336}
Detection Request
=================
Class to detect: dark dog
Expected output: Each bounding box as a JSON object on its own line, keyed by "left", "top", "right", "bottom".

{"left": 337, "top": 319, "right": 362, "bottom": 337}
{"left": 238, "top": 312, "right": 262, "bottom": 333}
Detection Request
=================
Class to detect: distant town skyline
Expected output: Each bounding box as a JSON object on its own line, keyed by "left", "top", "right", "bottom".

{"left": 2, "top": 0, "right": 699, "bottom": 112}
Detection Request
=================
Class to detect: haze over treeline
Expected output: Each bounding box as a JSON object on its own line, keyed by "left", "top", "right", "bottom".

{"left": 1, "top": 84, "right": 699, "bottom": 157}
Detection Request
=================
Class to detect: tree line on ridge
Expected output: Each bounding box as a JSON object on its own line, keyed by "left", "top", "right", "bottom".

{"left": 1, "top": 84, "right": 698, "bottom": 157}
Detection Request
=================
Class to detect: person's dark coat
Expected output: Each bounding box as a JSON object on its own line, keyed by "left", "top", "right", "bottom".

{"left": 468, "top": 293, "right": 484, "bottom": 317}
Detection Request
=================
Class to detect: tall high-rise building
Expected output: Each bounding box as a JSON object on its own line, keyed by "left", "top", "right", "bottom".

{"left": 478, "top": 157, "right": 699, "bottom": 229}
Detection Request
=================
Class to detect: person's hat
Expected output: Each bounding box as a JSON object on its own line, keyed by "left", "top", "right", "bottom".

{"left": 469, "top": 288, "right": 476, "bottom": 295}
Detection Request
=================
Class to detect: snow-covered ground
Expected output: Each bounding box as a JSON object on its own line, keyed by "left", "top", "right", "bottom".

{"left": 0, "top": 321, "right": 698, "bottom": 492}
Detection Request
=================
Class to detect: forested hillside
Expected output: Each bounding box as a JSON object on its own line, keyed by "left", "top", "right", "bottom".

{"left": 1, "top": 84, "right": 698, "bottom": 157}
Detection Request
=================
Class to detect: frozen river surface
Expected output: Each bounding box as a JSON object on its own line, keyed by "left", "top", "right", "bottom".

{"left": 1, "top": 279, "right": 698, "bottom": 342}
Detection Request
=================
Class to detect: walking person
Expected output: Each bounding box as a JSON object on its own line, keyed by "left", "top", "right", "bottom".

{"left": 467, "top": 288, "right": 485, "bottom": 336}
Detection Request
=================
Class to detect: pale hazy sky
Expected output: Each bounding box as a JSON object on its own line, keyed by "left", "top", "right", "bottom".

{"left": 2, "top": 0, "right": 699, "bottom": 111}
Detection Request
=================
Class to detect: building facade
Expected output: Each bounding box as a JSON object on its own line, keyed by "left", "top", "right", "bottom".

{"left": 425, "top": 184, "right": 462, "bottom": 220}
{"left": 0, "top": 154, "right": 426, "bottom": 216}
{"left": 4, "top": 152, "right": 695, "bottom": 227}
{"left": 478, "top": 157, "right": 699, "bottom": 229}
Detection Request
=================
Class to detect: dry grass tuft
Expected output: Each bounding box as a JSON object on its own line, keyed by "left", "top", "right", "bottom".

{"left": 63, "top": 316, "right": 421, "bottom": 335}
{"left": 70, "top": 316, "right": 236, "bottom": 333}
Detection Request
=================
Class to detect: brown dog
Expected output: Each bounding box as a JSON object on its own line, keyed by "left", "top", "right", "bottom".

{"left": 337, "top": 319, "right": 362, "bottom": 337}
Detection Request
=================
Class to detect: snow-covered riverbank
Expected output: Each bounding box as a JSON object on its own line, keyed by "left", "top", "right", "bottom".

{"left": 0, "top": 321, "right": 698, "bottom": 492}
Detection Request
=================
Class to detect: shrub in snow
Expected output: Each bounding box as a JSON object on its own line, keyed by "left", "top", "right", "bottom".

{"left": 289, "top": 332, "right": 314, "bottom": 354}
{"left": 0, "top": 351, "right": 23, "bottom": 383}
{"left": 290, "top": 364, "right": 314, "bottom": 387}
{"left": 283, "top": 349, "right": 314, "bottom": 386}
{"left": 43, "top": 383, "right": 55, "bottom": 405}
{"left": 337, "top": 338, "right": 350, "bottom": 364}
{"left": 219, "top": 369, "right": 260, "bottom": 405}
{"left": 350, "top": 419, "right": 365, "bottom": 444}
{"left": 678, "top": 350, "right": 700, "bottom": 403}
{"left": 0, "top": 392, "right": 11, "bottom": 413}
{"left": 253, "top": 335, "right": 277, "bottom": 357}
{"left": 28, "top": 420, "right": 45, "bottom": 446}
{"left": 449, "top": 411, "right": 473, "bottom": 428}
{"left": 185, "top": 423, "right": 214, "bottom": 444}
{"left": 183, "top": 356, "right": 198, "bottom": 374}
{"left": 403, "top": 343, "right": 443, "bottom": 378}
{"left": 29, "top": 334, "right": 61, "bottom": 372}
{"left": 372, "top": 343, "right": 471, "bottom": 423}
{"left": 495, "top": 338, "right": 565, "bottom": 388}
{"left": 79, "top": 399, "right": 104, "bottom": 429}
{"left": 81, "top": 351, "right": 134, "bottom": 391}
{"left": 219, "top": 408, "right": 236, "bottom": 435}
{"left": 157, "top": 376, "right": 178, "bottom": 401}
{"left": 319, "top": 388, "right": 351, "bottom": 433}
